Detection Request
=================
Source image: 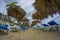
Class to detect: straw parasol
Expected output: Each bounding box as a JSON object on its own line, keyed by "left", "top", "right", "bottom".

{"left": 6, "top": 2, "right": 26, "bottom": 21}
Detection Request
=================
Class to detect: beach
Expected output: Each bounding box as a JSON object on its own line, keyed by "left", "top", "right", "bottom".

{"left": 0, "top": 28, "right": 60, "bottom": 40}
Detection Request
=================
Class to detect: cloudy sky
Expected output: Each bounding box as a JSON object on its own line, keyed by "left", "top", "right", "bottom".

{"left": 0, "top": 0, "right": 36, "bottom": 14}
{"left": 0, "top": 0, "right": 60, "bottom": 24}
{"left": 0, "top": 0, "right": 36, "bottom": 19}
{"left": 0, "top": 0, "right": 36, "bottom": 24}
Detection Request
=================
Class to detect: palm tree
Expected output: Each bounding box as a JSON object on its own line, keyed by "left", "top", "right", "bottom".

{"left": 6, "top": 2, "right": 26, "bottom": 21}
{"left": 0, "top": 12, "right": 2, "bottom": 20}
{"left": 0, "top": 12, "right": 5, "bottom": 21}
{"left": 6, "top": 2, "right": 17, "bottom": 8}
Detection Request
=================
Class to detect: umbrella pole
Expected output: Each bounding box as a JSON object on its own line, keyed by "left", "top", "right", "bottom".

{"left": 2, "top": 14, "right": 3, "bottom": 26}
{"left": 40, "top": 20, "right": 42, "bottom": 29}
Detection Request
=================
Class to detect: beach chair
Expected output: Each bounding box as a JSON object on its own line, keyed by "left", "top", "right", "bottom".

{"left": 0, "top": 25, "right": 9, "bottom": 34}
{"left": 20, "top": 25, "right": 29, "bottom": 31}
{"left": 48, "top": 21, "right": 59, "bottom": 32}
{"left": 43, "top": 24, "right": 50, "bottom": 32}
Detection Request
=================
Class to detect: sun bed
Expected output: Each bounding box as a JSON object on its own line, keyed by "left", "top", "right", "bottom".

{"left": 0, "top": 25, "right": 9, "bottom": 34}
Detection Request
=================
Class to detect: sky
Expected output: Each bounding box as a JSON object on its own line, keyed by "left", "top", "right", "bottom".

{"left": 42, "top": 12, "right": 60, "bottom": 24}
{"left": 0, "top": 0, "right": 60, "bottom": 24}
{"left": 0, "top": 0, "right": 36, "bottom": 24}
{"left": 0, "top": 0, "right": 7, "bottom": 15}
{"left": 0, "top": 0, "right": 36, "bottom": 14}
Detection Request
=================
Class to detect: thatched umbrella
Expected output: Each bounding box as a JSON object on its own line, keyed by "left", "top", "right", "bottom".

{"left": 20, "top": 18, "right": 30, "bottom": 27}
{"left": 33, "top": 0, "right": 59, "bottom": 18}
{"left": 32, "top": 12, "right": 48, "bottom": 20}
{"left": 21, "top": 18, "right": 29, "bottom": 22}
{"left": 31, "top": 20, "right": 40, "bottom": 27}
{"left": 32, "top": 0, "right": 60, "bottom": 28}
{"left": 32, "top": 12, "right": 46, "bottom": 27}
{"left": 6, "top": 2, "right": 26, "bottom": 21}
{"left": 52, "top": 0, "right": 60, "bottom": 9}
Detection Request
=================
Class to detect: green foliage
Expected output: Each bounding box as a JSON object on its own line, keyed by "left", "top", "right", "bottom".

{"left": 6, "top": 2, "right": 17, "bottom": 8}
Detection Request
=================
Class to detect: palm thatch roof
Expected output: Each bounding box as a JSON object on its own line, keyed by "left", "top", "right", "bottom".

{"left": 6, "top": 2, "right": 26, "bottom": 21}
{"left": 21, "top": 18, "right": 29, "bottom": 22}
{"left": 32, "top": 0, "right": 60, "bottom": 19}
{"left": 31, "top": 20, "right": 40, "bottom": 27}
{"left": 32, "top": 12, "right": 48, "bottom": 19}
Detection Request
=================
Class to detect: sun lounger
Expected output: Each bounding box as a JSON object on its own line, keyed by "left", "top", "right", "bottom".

{"left": 0, "top": 25, "right": 9, "bottom": 34}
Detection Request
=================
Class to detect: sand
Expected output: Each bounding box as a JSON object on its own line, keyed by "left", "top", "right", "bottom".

{"left": 0, "top": 28, "right": 60, "bottom": 40}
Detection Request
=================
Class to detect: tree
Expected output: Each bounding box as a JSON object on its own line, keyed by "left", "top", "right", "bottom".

{"left": 6, "top": 2, "right": 26, "bottom": 21}
{"left": 0, "top": 12, "right": 2, "bottom": 20}
{"left": 0, "top": 12, "right": 5, "bottom": 21}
